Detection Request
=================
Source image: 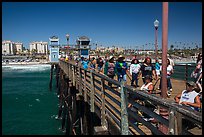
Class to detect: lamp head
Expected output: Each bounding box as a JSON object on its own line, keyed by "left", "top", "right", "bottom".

{"left": 66, "top": 34, "right": 70, "bottom": 40}
{"left": 154, "top": 19, "right": 159, "bottom": 29}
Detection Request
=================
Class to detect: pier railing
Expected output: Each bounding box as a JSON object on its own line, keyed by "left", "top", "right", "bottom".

{"left": 58, "top": 60, "right": 202, "bottom": 135}
{"left": 173, "top": 64, "right": 196, "bottom": 88}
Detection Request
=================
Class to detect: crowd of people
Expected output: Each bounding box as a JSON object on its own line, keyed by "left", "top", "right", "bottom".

{"left": 71, "top": 54, "right": 202, "bottom": 100}
{"left": 71, "top": 53, "right": 202, "bottom": 111}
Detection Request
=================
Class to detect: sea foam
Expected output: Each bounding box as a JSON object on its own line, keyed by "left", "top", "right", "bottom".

{"left": 2, "top": 64, "right": 51, "bottom": 72}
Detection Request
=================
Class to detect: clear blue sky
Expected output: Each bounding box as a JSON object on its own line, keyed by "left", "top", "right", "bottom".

{"left": 2, "top": 2, "right": 202, "bottom": 50}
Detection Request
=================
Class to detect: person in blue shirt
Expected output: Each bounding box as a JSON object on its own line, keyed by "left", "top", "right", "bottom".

{"left": 81, "top": 57, "right": 89, "bottom": 70}
{"left": 155, "top": 59, "right": 160, "bottom": 77}
{"left": 115, "top": 55, "right": 128, "bottom": 83}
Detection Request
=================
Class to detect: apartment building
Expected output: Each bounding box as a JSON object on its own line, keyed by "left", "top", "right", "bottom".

{"left": 2, "top": 40, "right": 16, "bottom": 55}
{"left": 15, "top": 42, "right": 23, "bottom": 54}
{"left": 29, "top": 41, "right": 48, "bottom": 54}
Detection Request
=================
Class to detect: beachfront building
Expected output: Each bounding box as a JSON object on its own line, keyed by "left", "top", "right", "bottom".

{"left": 76, "top": 36, "right": 91, "bottom": 58}
{"left": 15, "top": 42, "right": 23, "bottom": 55}
{"left": 49, "top": 36, "right": 60, "bottom": 63}
{"left": 2, "top": 40, "right": 16, "bottom": 55}
{"left": 96, "top": 46, "right": 106, "bottom": 53}
{"left": 190, "top": 52, "right": 202, "bottom": 61}
{"left": 96, "top": 46, "right": 124, "bottom": 54}
{"left": 136, "top": 50, "right": 155, "bottom": 55}
{"left": 29, "top": 41, "right": 48, "bottom": 54}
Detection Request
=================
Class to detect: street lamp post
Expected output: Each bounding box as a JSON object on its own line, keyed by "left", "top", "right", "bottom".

{"left": 154, "top": 19, "right": 159, "bottom": 60}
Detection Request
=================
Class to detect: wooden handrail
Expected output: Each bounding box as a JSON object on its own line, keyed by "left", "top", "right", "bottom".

{"left": 59, "top": 60, "right": 202, "bottom": 135}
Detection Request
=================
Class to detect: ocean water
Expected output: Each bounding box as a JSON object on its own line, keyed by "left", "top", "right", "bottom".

{"left": 2, "top": 63, "right": 197, "bottom": 135}
{"left": 2, "top": 64, "right": 64, "bottom": 135}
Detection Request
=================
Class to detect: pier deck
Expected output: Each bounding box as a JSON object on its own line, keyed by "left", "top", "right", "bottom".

{"left": 53, "top": 60, "right": 202, "bottom": 135}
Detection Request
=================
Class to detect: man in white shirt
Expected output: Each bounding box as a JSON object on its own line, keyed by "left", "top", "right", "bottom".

{"left": 174, "top": 81, "right": 201, "bottom": 111}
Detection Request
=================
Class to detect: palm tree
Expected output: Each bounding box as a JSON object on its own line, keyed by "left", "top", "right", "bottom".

{"left": 26, "top": 49, "right": 30, "bottom": 56}
{"left": 18, "top": 49, "right": 21, "bottom": 55}
{"left": 170, "top": 45, "right": 174, "bottom": 50}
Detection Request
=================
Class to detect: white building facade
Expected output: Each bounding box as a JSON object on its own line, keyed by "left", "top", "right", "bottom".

{"left": 15, "top": 42, "right": 23, "bottom": 54}
{"left": 29, "top": 41, "right": 48, "bottom": 54}
{"left": 2, "top": 40, "right": 16, "bottom": 55}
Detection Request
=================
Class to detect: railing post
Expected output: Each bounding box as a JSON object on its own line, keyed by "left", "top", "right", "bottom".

{"left": 185, "top": 64, "right": 188, "bottom": 89}
{"left": 168, "top": 109, "right": 175, "bottom": 135}
{"left": 67, "top": 63, "right": 70, "bottom": 79}
{"left": 100, "top": 78, "right": 106, "bottom": 127}
{"left": 84, "top": 70, "right": 87, "bottom": 102}
{"left": 175, "top": 111, "right": 182, "bottom": 135}
{"left": 120, "top": 79, "right": 129, "bottom": 135}
{"left": 72, "top": 65, "right": 76, "bottom": 87}
{"left": 78, "top": 64, "right": 82, "bottom": 95}
{"left": 90, "top": 70, "right": 95, "bottom": 112}
{"left": 70, "top": 64, "right": 73, "bottom": 81}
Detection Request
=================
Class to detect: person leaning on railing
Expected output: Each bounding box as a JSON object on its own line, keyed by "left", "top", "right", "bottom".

{"left": 140, "top": 75, "right": 156, "bottom": 121}
{"left": 174, "top": 81, "right": 202, "bottom": 130}
{"left": 174, "top": 81, "right": 201, "bottom": 111}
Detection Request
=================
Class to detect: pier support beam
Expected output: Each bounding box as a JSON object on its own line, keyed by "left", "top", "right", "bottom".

{"left": 61, "top": 75, "right": 69, "bottom": 133}
{"left": 49, "top": 64, "right": 54, "bottom": 91}
{"left": 70, "top": 86, "right": 77, "bottom": 134}
{"left": 55, "top": 64, "right": 60, "bottom": 88}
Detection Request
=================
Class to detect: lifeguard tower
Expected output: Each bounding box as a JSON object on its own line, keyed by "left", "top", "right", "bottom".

{"left": 49, "top": 36, "right": 60, "bottom": 63}
{"left": 76, "top": 36, "right": 91, "bottom": 59}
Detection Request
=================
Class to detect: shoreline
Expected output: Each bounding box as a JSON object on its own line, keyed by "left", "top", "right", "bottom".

{"left": 2, "top": 61, "right": 50, "bottom": 66}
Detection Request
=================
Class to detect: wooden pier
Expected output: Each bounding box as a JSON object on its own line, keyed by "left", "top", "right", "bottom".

{"left": 50, "top": 60, "right": 202, "bottom": 135}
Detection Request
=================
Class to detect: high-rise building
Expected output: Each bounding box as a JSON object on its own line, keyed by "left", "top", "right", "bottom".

{"left": 2, "top": 40, "right": 16, "bottom": 55}
{"left": 29, "top": 41, "right": 48, "bottom": 54}
{"left": 15, "top": 42, "right": 23, "bottom": 54}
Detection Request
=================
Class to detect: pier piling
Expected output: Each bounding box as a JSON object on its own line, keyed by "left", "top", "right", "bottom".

{"left": 49, "top": 64, "right": 54, "bottom": 91}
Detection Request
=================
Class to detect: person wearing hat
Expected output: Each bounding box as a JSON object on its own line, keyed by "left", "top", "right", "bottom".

{"left": 174, "top": 81, "right": 201, "bottom": 111}
{"left": 115, "top": 55, "right": 128, "bottom": 84}
{"left": 104, "top": 56, "right": 115, "bottom": 87}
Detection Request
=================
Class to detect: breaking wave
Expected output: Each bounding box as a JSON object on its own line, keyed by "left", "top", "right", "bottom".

{"left": 2, "top": 64, "right": 51, "bottom": 72}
